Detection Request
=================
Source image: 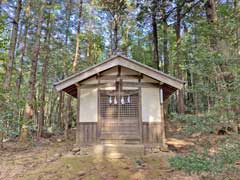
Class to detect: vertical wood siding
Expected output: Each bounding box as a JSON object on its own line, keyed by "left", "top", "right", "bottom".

{"left": 142, "top": 122, "right": 162, "bottom": 143}
{"left": 76, "top": 122, "right": 97, "bottom": 144}
{"left": 77, "top": 122, "right": 162, "bottom": 144}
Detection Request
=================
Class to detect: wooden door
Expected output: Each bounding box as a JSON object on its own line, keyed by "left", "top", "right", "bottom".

{"left": 99, "top": 90, "right": 140, "bottom": 142}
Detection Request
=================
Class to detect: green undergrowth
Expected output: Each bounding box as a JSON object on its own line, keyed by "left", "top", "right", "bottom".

{"left": 170, "top": 110, "right": 239, "bottom": 137}
{"left": 169, "top": 135, "right": 240, "bottom": 177}
{"left": 170, "top": 113, "right": 217, "bottom": 135}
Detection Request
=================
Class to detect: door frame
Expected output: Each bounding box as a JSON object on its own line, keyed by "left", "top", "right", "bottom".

{"left": 98, "top": 89, "right": 141, "bottom": 141}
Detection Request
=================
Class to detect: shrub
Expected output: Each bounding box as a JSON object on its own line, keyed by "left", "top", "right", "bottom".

{"left": 169, "top": 136, "right": 240, "bottom": 175}
{"left": 170, "top": 113, "right": 217, "bottom": 135}
{"left": 169, "top": 153, "right": 212, "bottom": 174}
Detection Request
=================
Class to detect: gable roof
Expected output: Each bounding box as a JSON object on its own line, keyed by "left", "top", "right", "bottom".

{"left": 54, "top": 55, "right": 185, "bottom": 93}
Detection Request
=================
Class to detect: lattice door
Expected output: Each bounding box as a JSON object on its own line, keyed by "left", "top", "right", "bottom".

{"left": 99, "top": 90, "right": 140, "bottom": 139}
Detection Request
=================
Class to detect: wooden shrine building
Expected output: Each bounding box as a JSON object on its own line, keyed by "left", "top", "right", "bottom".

{"left": 54, "top": 55, "right": 185, "bottom": 145}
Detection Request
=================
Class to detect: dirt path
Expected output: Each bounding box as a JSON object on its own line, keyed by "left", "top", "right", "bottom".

{"left": 0, "top": 139, "right": 198, "bottom": 180}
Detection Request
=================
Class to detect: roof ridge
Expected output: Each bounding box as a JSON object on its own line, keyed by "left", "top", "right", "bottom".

{"left": 54, "top": 55, "right": 185, "bottom": 91}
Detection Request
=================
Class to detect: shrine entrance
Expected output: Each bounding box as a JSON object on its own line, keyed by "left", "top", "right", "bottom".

{"left": 99, "top": 89, "right": 140, "bottom": 142}
{"left": 55, "top": 55, "right": 185, "bottom": 145}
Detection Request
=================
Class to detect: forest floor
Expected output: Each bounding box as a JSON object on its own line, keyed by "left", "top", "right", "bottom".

{"left": 0, "top": 133, "right": 239, "bottom": 180}
{"left": 0, "top": 136, "right": 199, "bottom": 180}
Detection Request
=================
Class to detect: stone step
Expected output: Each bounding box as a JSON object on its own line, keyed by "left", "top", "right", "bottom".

{"left": 101, "top": 139, "right": 140, "bottom": 144}
{"left": 92, "top": 144, "right": 145, "bottom": 157}
{"left": 100, "top": 133, "right": 141, "bottom": 140}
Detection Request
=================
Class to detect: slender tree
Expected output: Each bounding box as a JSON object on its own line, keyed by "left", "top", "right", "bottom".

{"left": 175, "top": 2, "right": 185, "bottom": 114}
{"left": 162, "top": 0, "right": 169, "bottom": 73}
{"left": 19, "top": 1, "right": 44, "bottom": 142}
{"left": 65, "top": 0, "right": 83, "bottom": 139}
{"left": 0, "top": 0, "right": 2, "bottom": 15}
{"left": 151, "top": 0, "right": 159, "bottom": 70}
{"left": 3, "top": 0, "right": 22, "bottom": 89}
{"left": 94, "top": 0, "right": 127, "bottom": 54}
{"left": 205, "top": 0, "right": 217, "bottom": 110}
{"left": 136, "top": 0, "right": 161, "bottom": 69}
{"left": 16, "top": 1, "right": 31, "bottom": 97}
{"left": 37, "top": 3, "right": 52, "bottom": 139}
{"left": 58, "top": 0, "right": 72, "bottom": 130}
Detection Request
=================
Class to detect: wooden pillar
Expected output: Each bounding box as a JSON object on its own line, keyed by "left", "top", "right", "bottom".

{"left": 138, "top": 76, "right": 143, "bottom": 143}
{"left": 97, "top": 74, "right": 100, "bottom": 140}
{"left": 160, "top": 88, "right": 167, "bottom": 148}
{"left": 76, "top": 83, "right": 81, "bottom": 145}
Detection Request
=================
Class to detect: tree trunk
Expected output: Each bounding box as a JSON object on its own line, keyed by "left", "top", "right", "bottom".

{"left": 205, "top": 0, "right": 217, "bottom": 24}
{"left": 0, "top": 132, "right": 3, "bottom": 149}
{"left": 57, "top": 0, "right": 71, "bottom": 130}
{"left": 37, "top": 8, "right": 51, "bottom": 139}
{"left": 16, "top": 2, "right": 31, "bottom": 97}
{"left": 19, "top": 2, "right": 44, "bottom": 142}
{"left": 16, "top": 20, "right": 23, "bottom": 49}
{"left": 205, "top": 0, "right": 218, "bottom": 109}
{"left": 113, "top": 14, "right": 118, "bottom": 54}
{"left": 72, "top": 0, "right": 82, "bottom": 72}
{"left": 47, "top": 89, "right": 54, "bottom": 126}
{"left": 234, "top": 0, "right": 239, "bottom": 49}
{"left": 109, "top": 22, "right": 113, "bottom": 56}
{"left": 194, "top": 90, "right": 199, "bottom": 113}
{"left": 3, "top": 0, "right": 22, "bottom": 89}
{"left": 16, "top": 25, "right": 28, "bottom": 97}
{"left": 122, "top": 23, "right": 130, "bottom": 56}
{"left": 162, "top": 0, "right": 169, "bottom": 73}
{"left": 0, "top": 0, "right": 2, "bottom": 15}
{"left": 46, "top": 92, "right": 58, "bottom": 127}
{"left": 64, "top": 0, "right": 82, "bottom": 139}
{"left": 205, "top": 0, "right": 218, "bottom": 52}
{"left": 186, "top": 67, "right": 194, "bottom": 107}
{"left": 151, "top": 0, "right": 159, "bottom": 70}
{"left": 176, "top": 5, "right": 185, "bottom": 114}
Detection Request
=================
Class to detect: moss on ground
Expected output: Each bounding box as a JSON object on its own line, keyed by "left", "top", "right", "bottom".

{"left": 15, "top": 154, "right": 171, "bottom": 180}
{"left": 0, "top": 140, "right": 200, "bottom": 180}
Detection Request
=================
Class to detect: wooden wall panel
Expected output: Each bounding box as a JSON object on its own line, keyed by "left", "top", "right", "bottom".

{"left": 76, "top": 122, "right": 97, "bottom": 145}
{"left": 142, "top": 122, "right": 148, "bottom": 142}
{"left": 77, "top": 122, "right": 162, "bottom": 144}
{"left": 142, "top": 122, "right": 162, "bottom": 143}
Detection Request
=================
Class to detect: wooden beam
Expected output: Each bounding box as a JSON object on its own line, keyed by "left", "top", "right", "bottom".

{"left": 98, "top": 75, "right": 142, "bottom": 80}
{"left": 78, "top": 82, "right": 166, "bottom": 89}
{"left": 98, "top": 90, "right": 138, "bottom": 96}
{"left": 64, "top": 85, "right": 76, "bottom": 92}
{"left": 79, "top": 82, "right": 116, "bottom": 89}
{"left": 79, "top": 84, "right": 99, "bottom": 89}
{"left": 123, "top": 82, "right": 163, "bottom": 88}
